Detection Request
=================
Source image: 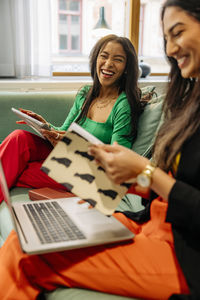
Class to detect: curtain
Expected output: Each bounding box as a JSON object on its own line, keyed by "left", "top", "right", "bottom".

{"left": 0, "top": 0, "right": 52, "bottom": 78}
{"left": 29, "top": 0, "right": 52, "bottom": 77}
{"left": 0, "top": 0, "right": 15, "bottom": 77}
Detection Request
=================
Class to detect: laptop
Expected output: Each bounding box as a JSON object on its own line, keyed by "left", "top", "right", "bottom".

{"left": 0, "top": 161, "right": 134, "bottom": 255}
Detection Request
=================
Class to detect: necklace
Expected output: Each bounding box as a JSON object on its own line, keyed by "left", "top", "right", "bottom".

{"left": 95, "top": 96, "right": 117, "bottom": 109}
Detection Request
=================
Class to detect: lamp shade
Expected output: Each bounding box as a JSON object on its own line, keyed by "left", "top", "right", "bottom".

{"left": 94, "top": 7, "right": 110, "bottom": 30}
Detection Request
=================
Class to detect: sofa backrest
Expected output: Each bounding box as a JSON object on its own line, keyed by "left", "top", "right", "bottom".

{"left": 0, "top": 91, "right": 77, "bottom": 142}
{"left": 0, "top": 87, "right": 165, "bottom": 156}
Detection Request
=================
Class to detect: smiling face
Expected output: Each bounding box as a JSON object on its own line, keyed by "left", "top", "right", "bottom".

{"left": 163, "top": 6, "right": 200, "bottom": 79}
{"left": 96, "top": 41, "right": 127, "bottom": 89}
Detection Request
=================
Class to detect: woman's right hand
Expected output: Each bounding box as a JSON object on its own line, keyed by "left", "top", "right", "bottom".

{"left": 16, "top": 108, "right": 48, "bottom": 125}
{"left": 89, "top": 142, "right": 149, "bottom": 184}
{"left": 40, "top": 129, "right": 66, "bottom": 147}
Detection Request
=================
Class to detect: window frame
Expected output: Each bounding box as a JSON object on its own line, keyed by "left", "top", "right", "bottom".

{"left": 58, "top": 0, "right": 82, "bottom": 53}
{"left": 53, "top": 0, "right": 167, "bottom": 77}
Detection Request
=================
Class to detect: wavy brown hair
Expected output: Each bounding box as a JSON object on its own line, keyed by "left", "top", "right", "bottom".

{"left": 76, "top": 34, "right": 142, "bottom": 141}
{"left": 153, "top": 0, "right": 200, "bottom": 171}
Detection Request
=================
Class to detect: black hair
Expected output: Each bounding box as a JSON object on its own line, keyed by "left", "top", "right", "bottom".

{"left": 76, "top": 34, "right": 142, "bottom": 141}
{"left": 153, "top": 0, "right": 200, "bottom": 171}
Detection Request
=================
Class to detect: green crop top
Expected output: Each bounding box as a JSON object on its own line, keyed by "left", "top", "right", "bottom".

{"left": 51, "top": 85, "right": 133, "bottom": 148}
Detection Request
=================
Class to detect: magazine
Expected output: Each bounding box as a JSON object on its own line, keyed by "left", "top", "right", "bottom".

{"left": 41, "top": 122, "right": 131, "bottom": 215}
{"left": 11, "top": 108, "right": 51, "bottom": 139}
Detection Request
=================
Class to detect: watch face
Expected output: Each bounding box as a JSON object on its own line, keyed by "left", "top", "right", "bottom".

{"left": 137, "top": 173, "right": 151, "bottom": 188}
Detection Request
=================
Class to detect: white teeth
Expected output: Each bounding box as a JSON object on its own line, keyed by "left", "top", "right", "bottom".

{"left": 102, "top": 70, "right": 114, "bottom": 75}
{"left": 177, "top": 57, "right": 186, "bottom": 65}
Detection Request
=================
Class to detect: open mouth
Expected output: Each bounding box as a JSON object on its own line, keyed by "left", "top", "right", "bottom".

{"left": 101, "top": 69, "right": 115, "bottom": 78}
{"left": 177, "top": 55, "right": 188, "bottom": 69}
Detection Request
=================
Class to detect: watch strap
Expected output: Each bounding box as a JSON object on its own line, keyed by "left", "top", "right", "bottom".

{"left": 137, "top": 162, "right": 156, "bottom": 187}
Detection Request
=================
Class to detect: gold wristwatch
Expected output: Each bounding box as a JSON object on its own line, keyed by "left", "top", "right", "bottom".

{"left": 136, "top": 162, "right": 156, "bottom": 188}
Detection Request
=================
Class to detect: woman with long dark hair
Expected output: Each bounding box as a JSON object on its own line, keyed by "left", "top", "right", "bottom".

{"left": 75, "top": 34, "right": 141, "bottom": 141}
{"left": 1, "top": 1, "right": 200, "bottom": 299}
{"left": 0, "top": 34, "right": 141, "bottom": 204}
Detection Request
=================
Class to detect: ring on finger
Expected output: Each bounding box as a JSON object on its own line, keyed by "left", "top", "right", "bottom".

{"left": 55, "top": 133, "right": 60, "bottom": 140}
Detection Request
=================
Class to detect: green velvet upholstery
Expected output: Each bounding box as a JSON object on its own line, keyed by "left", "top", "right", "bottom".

{"left": 0, "top": 91, "right": 76, "bottom": 143}
{"left": 0, "top": 85, "right": 165, "bottom": 299}
{"left": 45, "top": 288, "right": 135, "bottom": 300}
{"left": 132, "top": 94, "right": 164, "bottom": 157}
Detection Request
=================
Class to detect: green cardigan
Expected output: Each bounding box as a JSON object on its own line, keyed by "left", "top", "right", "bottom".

{"left": 52, "top": 86, "right": 133, "bottom": 148}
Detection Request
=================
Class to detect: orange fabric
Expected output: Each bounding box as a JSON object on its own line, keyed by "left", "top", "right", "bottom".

{"left": 0, "top": 198, "right": 189, "bottom": 300}
{"left": 127, "top": 183, "right": 150, "bottom": 199}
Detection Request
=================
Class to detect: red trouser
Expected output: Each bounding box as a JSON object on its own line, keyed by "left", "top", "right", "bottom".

{"left": 0, "top": 200, "right": 189, "bottom": 300}
{"left": 0, "top": 130, "right": 66, "bottom": 203}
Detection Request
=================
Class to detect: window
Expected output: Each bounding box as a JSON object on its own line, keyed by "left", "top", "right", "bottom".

{"left": 0, "top": 0, "right": 169, "bottom": 78}
{"left": 53, "top": 0, "right": 169, "bottom": 76}
{"left": 138, "top": 0, "right": 170, "bottom": 74}
{"left": 58, "top": 0, "right": 81, "bottom": 53}
{"left": 52, "top": 0, "right": 130, "bottom": 74}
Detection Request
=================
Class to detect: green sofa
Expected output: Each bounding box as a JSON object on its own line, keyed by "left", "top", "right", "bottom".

{"left": 0, "top": 85, "right": 165, "bottom": 300}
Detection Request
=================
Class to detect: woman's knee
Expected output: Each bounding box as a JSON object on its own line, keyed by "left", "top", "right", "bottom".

{"left": 1, "top": 130, "right": 39, "bottom": 154}
{"left": 5, "top": 129, "right": 29, "bottom": 141}
{"left": 6, "top": 130, "right": 39, "bottom": 145}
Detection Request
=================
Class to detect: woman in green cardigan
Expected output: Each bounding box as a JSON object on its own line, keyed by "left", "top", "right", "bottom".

{"left": 0, "top": 34, "right": 142, "bottom": 204}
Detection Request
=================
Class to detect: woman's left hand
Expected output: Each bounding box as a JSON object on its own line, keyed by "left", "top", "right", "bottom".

{"left": 40, "top": 129, "right": 66, "bottom": 147}
{"left": 89, "top": 143, "right": 176, "bottom": 201}
{"left": 89, "top": 142, "right": 149, "bottom": 184}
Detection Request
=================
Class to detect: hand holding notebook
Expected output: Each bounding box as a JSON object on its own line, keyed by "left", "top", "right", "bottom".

{"left": 41, "top": 123, "right": 132, "bottom": 216}
{"left": 12, "top": 108, "right": 51, "bottom": 139}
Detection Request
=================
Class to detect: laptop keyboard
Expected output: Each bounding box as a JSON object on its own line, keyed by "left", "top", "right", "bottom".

{"left": 23, "top": 201, "right": 86, "bottom": 244}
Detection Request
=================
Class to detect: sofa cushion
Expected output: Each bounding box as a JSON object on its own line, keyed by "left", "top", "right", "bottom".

{"left": 140, "top": 85, "right": 156, "bottom": 99}
{"left": 132, "top": 93, "right": 164, "bottom": 157}
{"left": 45, "top": 287, "right": 136, "bottom": 300}
{"left": 116, "top": 193, "right": 145, "bottom": 212}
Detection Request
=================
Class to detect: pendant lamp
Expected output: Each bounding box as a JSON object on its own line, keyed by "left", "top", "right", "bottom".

{"left": 94, "top": 7, "right": 110, "bottom": 30}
